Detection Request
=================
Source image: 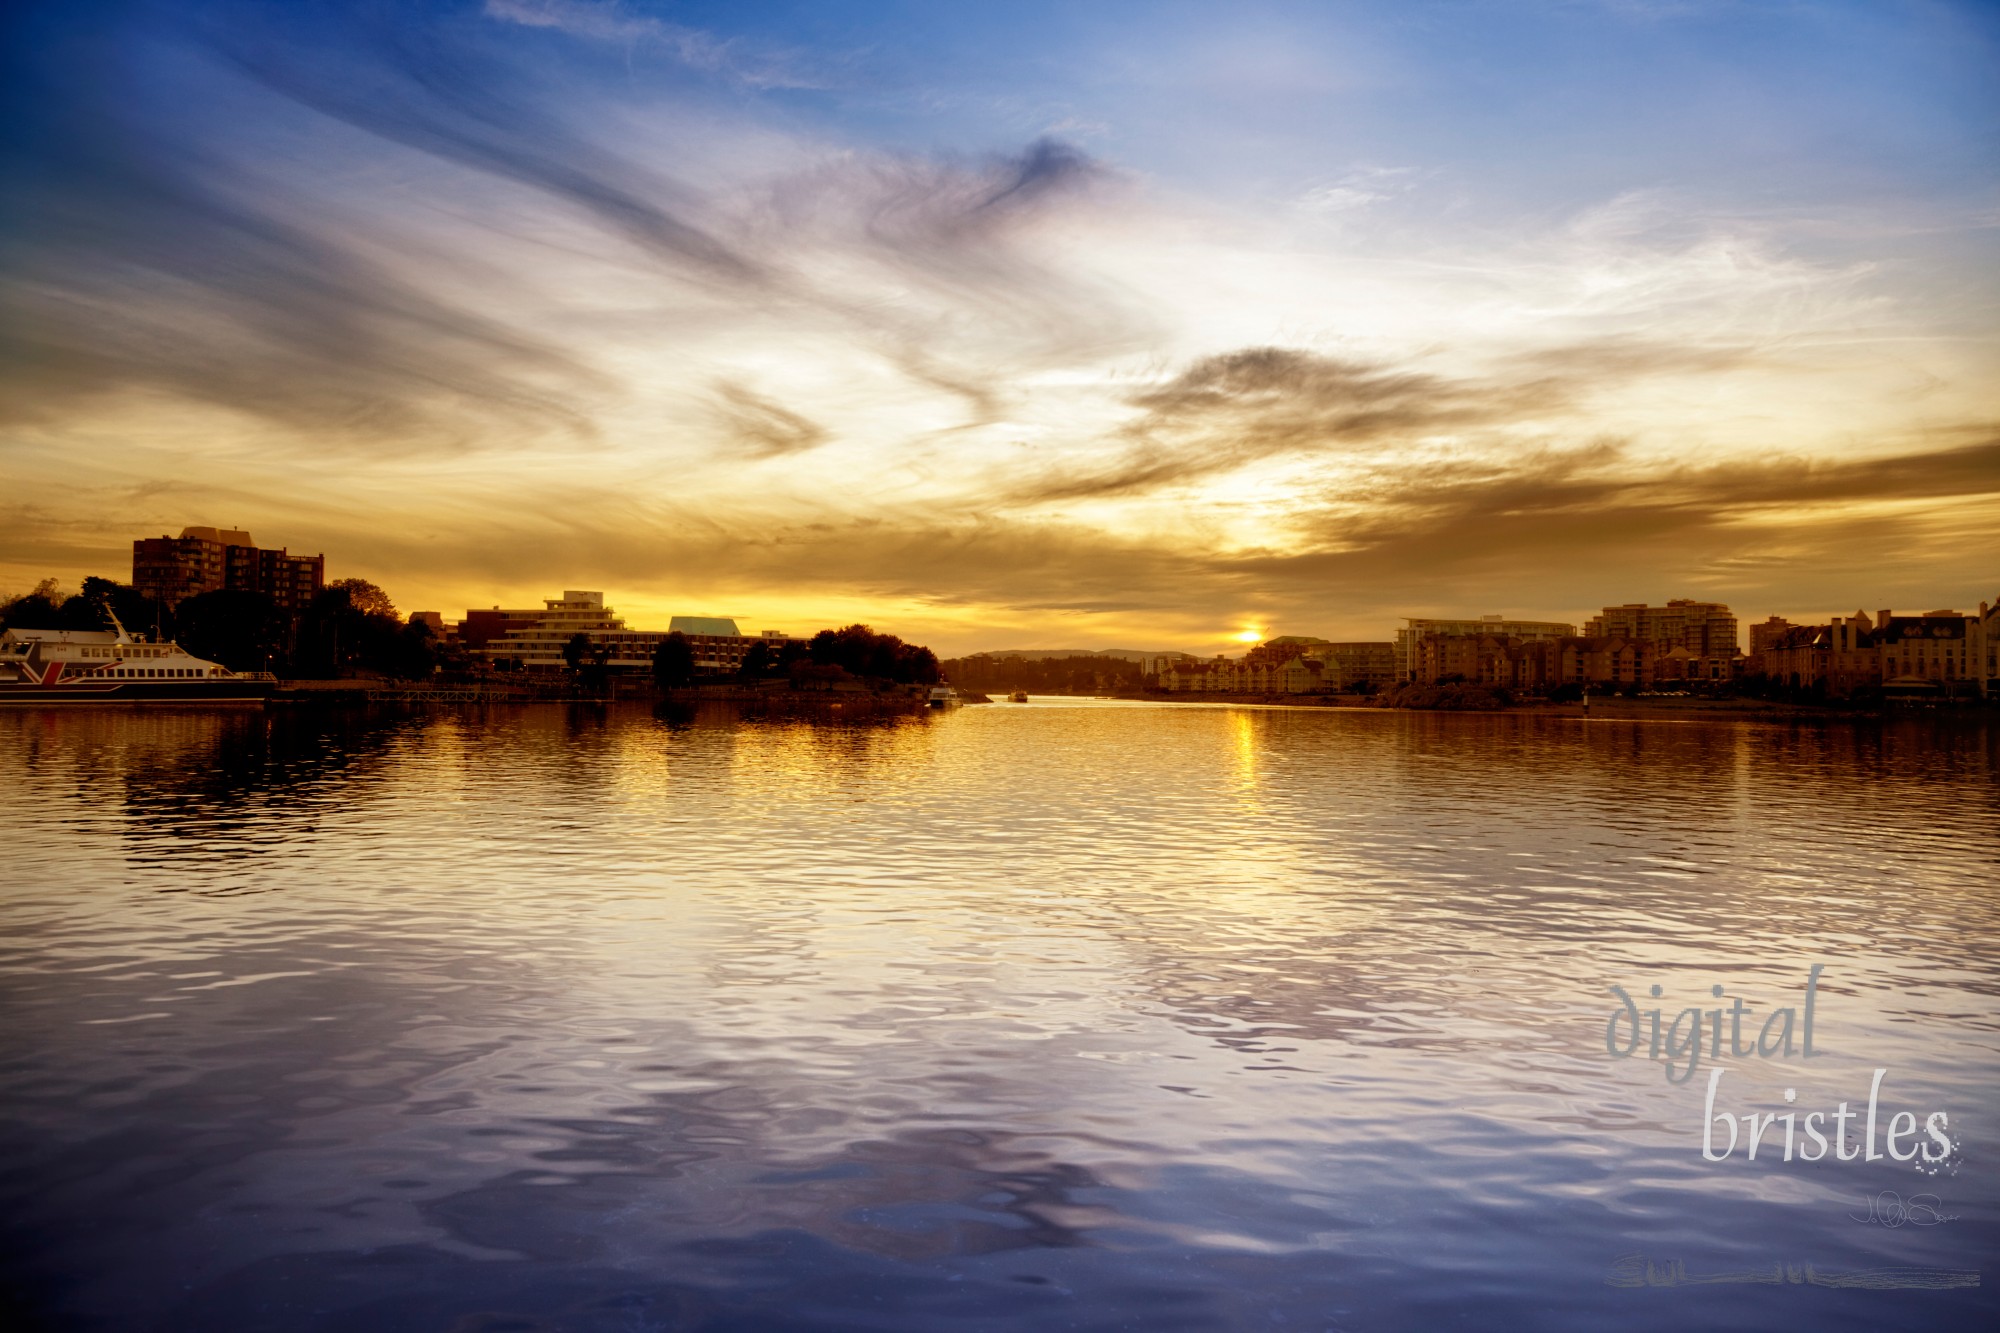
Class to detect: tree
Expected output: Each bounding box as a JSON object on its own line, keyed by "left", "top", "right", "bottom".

{"left": 806, "top": 624, "right": 940, "bottom": 685}
{"left": 382, "top": 619, "right": 439, "bottom": 681}
{"left": 297, "top": 583, "right": 405, "bottom": 678}
{"left": 652, "top": 631, "right": 695, "bottom": 689}
{"left": 176, "top": 590, "right": 289, "bottom": 673}
{"left": 329, "top": 578, "right": 397, "bottom": 620}
{"left": 562, "top": 632, "right": 591, "bottom": 675}
{"left": 790, "top": 660, "right": 851, "bottom": 691}
{"left": 80, "top": 577, "right": 169, "bottom": 639}
{"left": 738, "top": 640, "right": 772, "bottom": 680}
{"left": 0, "top": 578, "right": 71, "bottom": 630}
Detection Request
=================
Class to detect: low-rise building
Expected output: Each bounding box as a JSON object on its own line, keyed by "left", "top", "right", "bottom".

{"left": 1159, "top": 636, "right": 1396, "bottom": 695}
{"left": 1747, "top": 616, "right": 1798, "bottom": 668}
{"left": 1396, "top": 615, "right": 1574, "bottom": 682}
{"left": 1755, "top": 604, "right": 1994, "bottom": 697}
{"left": 1316, "top": 642, "right": 1397, "bottom": 690}
{"left": 1874, "top": 609, "right": 1982, "bottom": 696}
{"left": 471, "top": 592, "right": 805, "bottom": 674}
{"left": 459, "top": 606, "right": 543, "bottom": 649}
{"left": 1983, "top": 598, "right": 1998, "bottom": 696}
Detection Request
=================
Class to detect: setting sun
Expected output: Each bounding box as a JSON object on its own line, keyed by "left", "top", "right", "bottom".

{"left": 1236, "top": 629, "right": 1264, "bottom": 643}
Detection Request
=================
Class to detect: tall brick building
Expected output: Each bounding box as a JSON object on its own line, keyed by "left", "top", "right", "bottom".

{"left": 131, "top": 526, "right": 325, "bottom": 613}
{"left": 1584, "top": 599, "right": 1740, "bottom": 657}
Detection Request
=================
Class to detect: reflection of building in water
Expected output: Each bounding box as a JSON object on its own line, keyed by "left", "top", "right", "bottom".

{"left": 471, "top": 591, "right": 806, "bottom": 673}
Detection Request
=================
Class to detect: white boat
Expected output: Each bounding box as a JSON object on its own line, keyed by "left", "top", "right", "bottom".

{"left": 927, "top": 684, "right": 961, "bottom": 708}
{"left": 0, "top": 615, "right": 273, "bottom": 706}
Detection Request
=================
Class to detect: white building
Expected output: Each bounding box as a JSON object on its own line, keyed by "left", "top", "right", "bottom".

{"left": 477, "top": 592, "right": 806, "bottom": 674}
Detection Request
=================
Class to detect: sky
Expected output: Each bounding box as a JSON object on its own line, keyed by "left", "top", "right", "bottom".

{"left": 3, "top": 0, "right": 1996, "bottom": 655}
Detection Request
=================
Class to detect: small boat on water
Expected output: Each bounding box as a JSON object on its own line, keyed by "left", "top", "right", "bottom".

{"left": 1009, "top": 691, "right": 1029, "bottom": 703}
{"left": 927, "top": 684, "right": 961, "bottom": 708}
{"left": 0, "top": 615, "right": 274, "bottom": 706}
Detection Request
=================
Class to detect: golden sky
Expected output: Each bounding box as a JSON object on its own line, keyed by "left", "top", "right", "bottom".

{"left": 4, "top": 1, "right": 1997, "bottom": 655}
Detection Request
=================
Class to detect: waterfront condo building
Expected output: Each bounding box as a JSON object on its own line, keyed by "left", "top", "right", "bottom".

{"left": 1159, "top": 638, "right": 1396, "bottom": 694}
{"left": 1395, "top": 615, "right": 1575, "bottom": 682}
{"left": 1759, "top": 603, "right": 1997, "bottom": 697}
{"left": 1585, "top": 599, "right": 1740, "bottom": 656}
{"left": 132, "top": 526, "right": 325, "bottom": 613}
{"left": 471, "top": 592, "right": 806, "bottom": 674}
{"left": 1747, "top": 616, "right": 1798, "bottom": 665}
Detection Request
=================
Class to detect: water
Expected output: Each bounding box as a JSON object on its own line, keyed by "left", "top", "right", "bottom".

{"left": 1, "top": 699, "right": 1994, "bottom": 1331}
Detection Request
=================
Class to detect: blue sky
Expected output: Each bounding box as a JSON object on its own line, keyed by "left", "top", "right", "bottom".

{"left": 4, "top": 0, "right": 1996, "bottom": 650}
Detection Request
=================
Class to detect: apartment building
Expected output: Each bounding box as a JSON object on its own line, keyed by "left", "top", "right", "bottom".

{"left": 1759, "top": 603, "right": 1996, "bottom": 697}
{"left": 1585, "top": 599, "right": 1740, "bottom": 657}
{"left": 131, "top": 526, "right": 325, "bottom": 612}
{"left": 1396, "top": 615, "right": 1575, "bottom": 681}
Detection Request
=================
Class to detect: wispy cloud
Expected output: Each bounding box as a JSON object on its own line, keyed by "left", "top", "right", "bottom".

{"left": 3, "top": 0, "right": 1994, "bottom": 648}
{"left": 483, "top": 0, "right": 827, "bottom": 91}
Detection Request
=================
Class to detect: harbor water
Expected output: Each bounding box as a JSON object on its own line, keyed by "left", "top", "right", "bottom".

{"left": 1, "top": 699, "right": 1994, "bottom": 1330}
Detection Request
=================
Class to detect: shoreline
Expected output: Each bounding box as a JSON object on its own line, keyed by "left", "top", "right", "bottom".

{"left": 1083, "top": 690, "right": 1990, "bottom": 721}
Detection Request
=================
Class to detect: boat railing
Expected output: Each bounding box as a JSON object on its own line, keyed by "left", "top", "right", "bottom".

{"left": 230, "top": 671, "right": 280, "bottom": 682}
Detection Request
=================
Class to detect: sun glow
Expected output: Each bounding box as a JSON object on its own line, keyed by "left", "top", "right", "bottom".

{"left": 1235, "top": 629, "right": 1263, "bottom": 643}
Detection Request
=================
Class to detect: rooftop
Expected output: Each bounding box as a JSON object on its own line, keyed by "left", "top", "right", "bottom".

{"left": 670, "top": 616, "right": 742, "bottom": 637}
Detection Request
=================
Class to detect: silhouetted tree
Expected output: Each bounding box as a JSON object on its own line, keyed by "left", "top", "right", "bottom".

{"left": 807, "top": 624, "right": 940, "bottom": 685}
{"left": 652, "top": 631, "right": 695, "bottom": 689}
{"left": 738, "top": 640, "right": 772, "bottom": 680}
{"left": 790, "top": 660, "right": 851, "bottom": 691}
{"left": 0, "top": 579, "right": 72, "bottom": 630}
{"left": 177, "top": 590, "right": 289, "bottom": 673}
{"left": 562, "top": 632, "right": 591, "bottom": 675}
{"left": 297, "top": 583, "right": 405, "bottom": 678}
{"left": 381, "top": 619, "right": 439, "bottom": 681}
{"left": 80, "top": 577, "right": 169, "bottom": 639}
{"left": 330, "top": 578, "right": 397, "bottom": 620}
{"left": 938, "top": 653, "right": 1143, "bottom": 695}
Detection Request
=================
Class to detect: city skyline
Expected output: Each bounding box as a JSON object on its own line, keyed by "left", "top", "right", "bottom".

{"left": 4, "top": 1, "right": 1998, "bottom": 657}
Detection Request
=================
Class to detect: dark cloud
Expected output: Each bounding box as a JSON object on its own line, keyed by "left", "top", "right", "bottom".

{"left": 0, "top": 2, "right": 1143, "bottom": 443}
{"left": 0, "top": 4, "right": 605, "bottom": 439}
{"left": 711, "top": 382, "right": 828, "bottom": 459}
{"left": 971, "top": 137, "right": 1104, "bottom": 221}
{"left": 204, "top": 1, "right": 763, "bottom": 284}
{"left": 297, "top": 435, "right": 1996, "bottom": 647}
{"left": 740, "top": 135, "right": 1149, "bottom": 424}
{"left": 995, "top": 337, "right": 1845, "bottom": 507}
{"left": 1002, "top": 346, "right": 1570, "bottom": 504}
{"left": 1235, "top": 435, "right": 2000, "bottom": 616}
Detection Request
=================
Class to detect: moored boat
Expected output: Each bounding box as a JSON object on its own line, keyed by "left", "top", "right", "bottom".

{"left": 0, "top": 617, "right": 273, "bottom": 706}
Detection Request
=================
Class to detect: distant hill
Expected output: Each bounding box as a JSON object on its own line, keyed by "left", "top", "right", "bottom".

{"left": 970, "top": 648, "right": 1195, "bottom": 663}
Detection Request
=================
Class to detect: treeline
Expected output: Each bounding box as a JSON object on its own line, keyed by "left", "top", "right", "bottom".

{"left": 941, "top": 654, "right": 1150, "bottom": 694}
{"left": 651, "top": 623, "right": 940, "bottom": 691}
{"left": 0, "top": 576, "right": 448, "bottom": 679}
{"left": 5, "top": 578, "right": 944, "bottom": 690}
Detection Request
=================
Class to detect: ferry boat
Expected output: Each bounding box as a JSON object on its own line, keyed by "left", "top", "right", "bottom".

{"left": 927, "top": 684, "right": 961, "bottom": 708}
{"left": 0, "top": 615, "right": 274, "bottom": 706}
